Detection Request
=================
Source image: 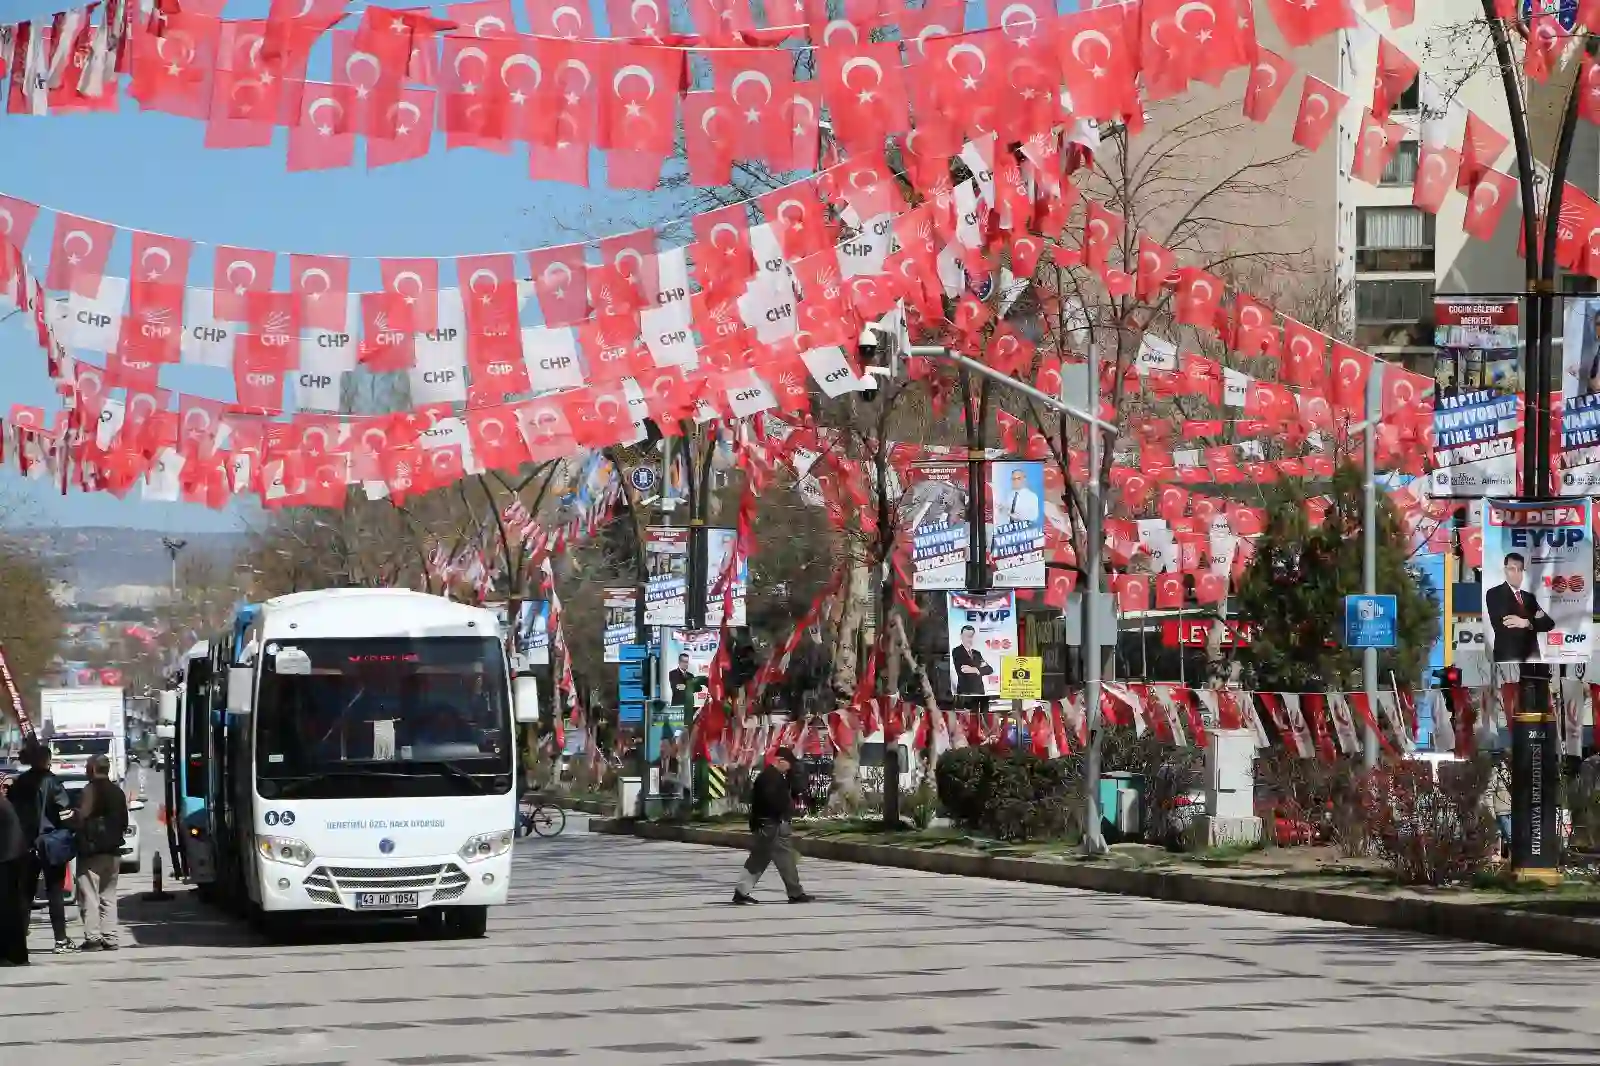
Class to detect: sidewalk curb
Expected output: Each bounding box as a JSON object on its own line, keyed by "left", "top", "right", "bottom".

{"left": 590, "top": 818, "right": 1600, "bottom": 959}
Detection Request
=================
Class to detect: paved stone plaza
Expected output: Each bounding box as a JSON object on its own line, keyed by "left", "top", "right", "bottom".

{"left": 7, "top": 816, "right": 1600, "bottom": 1066}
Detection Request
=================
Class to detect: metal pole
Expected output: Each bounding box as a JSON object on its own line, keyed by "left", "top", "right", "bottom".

{"left": 1082, "top": 345, "right": 1107, "bottom": 855}
{"left": 909, "top": 346, "right": 1119, "bottom": 433}
{"left": 1362, "top": 365, "right": 1381, "bottom": 769}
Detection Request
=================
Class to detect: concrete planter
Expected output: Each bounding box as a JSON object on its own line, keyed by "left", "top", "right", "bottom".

{"left": 590, "top": 818, "right": 1600, "bottom": 959}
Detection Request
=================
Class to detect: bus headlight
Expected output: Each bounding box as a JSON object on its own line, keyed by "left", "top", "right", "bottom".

{"left": 458, "top": 831, "right": 513, "bottom": 862}
{"left": 257, "top": 836, "right": 314, "bottom": 866}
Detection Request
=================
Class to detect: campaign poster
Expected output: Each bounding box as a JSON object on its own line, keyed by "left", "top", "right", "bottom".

{"left": 946, "top": 590, "right": 1018, "bottom": 700}
{"left": 1481, "top": 499, "right": 1593, "bottom": 665}
{"left": 602, "top": 587, "right": 636, "bottom": 664}
{"left": 514, "top": 600, "right": 550, "bottom": 665}
{"left": 704, "top": 527, "right": 748, "bottom": 628}
{"left": 988, "top": 459, "right": 1046, "bottom": 587}
{"left": 1559, "top": 296, "right": 1600, "bottom": 494}
{"left": 1429, "top": 298, "right": 1521, "bottom": 499}
{"left": 663, "top": 628, "right": 721, "bottom": 726}
{"left": 644, "top": 526, "right": 689, "bottom": 626}
{"left": 907, "top": 461, "right": 970, "bottom": 590}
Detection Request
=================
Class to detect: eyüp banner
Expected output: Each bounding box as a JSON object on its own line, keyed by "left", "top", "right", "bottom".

{"left": 1481, "top": 499, "right": 1593, "bottom": 665}
{"left": 1560, "top": 296, "right": 1600, "bottom": 494}
{"left": 946, "top": 591, "right": 1018, "bottom": 701}
{"left": 644, "top": 526, "right": 689, "bottom": 626}
{"left": 987, "top": 459, "right": 1046, "bottom": 588}
{"left": 514, "top": 600, "right": 551, "bottom": 666}
{"left": 603, "top": 587, "right": 636, "bottom": 664}
{"left": 907, "top": 461, "right": 969, "bottom": 590}
{"left": 705, "top": 528, "right": 748, "bottom": 628}
{"left": 1429, "top": 298, "right": 1521, "bottom": 499}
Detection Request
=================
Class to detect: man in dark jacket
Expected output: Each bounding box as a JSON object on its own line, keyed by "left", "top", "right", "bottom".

{"left": 0, "top": 786, "right": 28, "bottom": 965}
{"left": 732, "top": 748, "right": 813, "bottom": 905}
{"left": 74, "top": 755, "right": 128, "bottom": 951}
{"left": 8, "top": 741, "right": 74, "bottom": 953}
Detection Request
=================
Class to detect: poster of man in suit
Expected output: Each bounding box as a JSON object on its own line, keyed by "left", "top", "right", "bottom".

{"left": 946, "top": 591, "right": 1017, "bottom": 700}
{"left": 987, "top": 460, "right": 1046, "bottom": 588}
{"left": 1481, "top": 499, "right": 1592, "bottom": 665}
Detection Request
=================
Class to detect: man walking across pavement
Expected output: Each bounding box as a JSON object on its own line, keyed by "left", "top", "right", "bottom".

{"left": 733, "top": 747, "right": 813, "bottom": 905}
{"left": 73, "top": 755, "right": 128, "bottom": 951}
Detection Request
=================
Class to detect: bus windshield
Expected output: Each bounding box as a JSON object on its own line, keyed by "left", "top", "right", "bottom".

{"left": 51, "top": 736, "right": 111, "bottom": 757}
{"left": 254, "top": 636, "right": 512, "bottom": 799}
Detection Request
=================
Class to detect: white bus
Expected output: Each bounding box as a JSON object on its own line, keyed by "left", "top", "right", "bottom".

{"left": 213, "top": 589, "right": 536, "bottom": 938}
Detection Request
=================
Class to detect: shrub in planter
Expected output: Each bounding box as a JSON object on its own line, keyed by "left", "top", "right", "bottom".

{"left": 934, "top": 746, "right": 1073, "bottom": 842}
{"left": 1359, "top": 756, "right": 1498, "bottom": 886}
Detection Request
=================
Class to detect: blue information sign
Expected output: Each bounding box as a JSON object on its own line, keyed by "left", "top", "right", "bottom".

{"left": 1345, "top": 594, "right": 1399, "bottom": 649}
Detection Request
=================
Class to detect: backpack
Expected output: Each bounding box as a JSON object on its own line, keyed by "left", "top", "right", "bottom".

{"left": 33, "top": 776, "right": 77, "bottom": 867}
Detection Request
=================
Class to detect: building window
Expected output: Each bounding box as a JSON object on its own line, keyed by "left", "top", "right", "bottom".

{"left": 1380, "top": 141, "right": 1419, "bottom": 186}
{"left": 1355, "top": 279, "right": 1435, "bottom": 349}
{"left": 1393, "top": 81, "right": 1420, "bottom": 113}
{"left": 1356, "top": 206, "right": 1435, "bottom": 272}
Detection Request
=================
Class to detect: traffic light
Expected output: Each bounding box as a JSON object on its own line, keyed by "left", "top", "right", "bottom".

{"left": 1432, "top": 665, "right": 1463, "bottom": 689}
{"left": 726, "top": 637, "right": 758, "bottom": 690}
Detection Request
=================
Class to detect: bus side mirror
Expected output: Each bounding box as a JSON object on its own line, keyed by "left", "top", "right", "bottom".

{"left": 227, "top": 666, "right": 255, "bottom": 716}
{"left": 513, "top": 674, "right": 540, "bottom": 725}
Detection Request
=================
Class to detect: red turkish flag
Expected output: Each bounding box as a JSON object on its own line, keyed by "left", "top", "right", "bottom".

{"left": 759, "top": 182, "right": 832, "bottom": 261}
{"left": 1232, "top": 294, "right": 1279, "bottom": 358}
{"left": 818, "top": 40, "right": 908, "bottom": 153}
{"left": 1412, "top": 145, "right": 1460, "bottom": 215}
{"left": 1459, "top": 111, "right": 1509, "bottom": 192}
{"left": 1243, "top": 47, "right": 1294, "bottom": 123}
{"left": 1084, "top": 200, "right": 1122, "bottom": 272}
{"left": 598, "top": 44, "right": 683, "bottom": 155}
{"left": 440, "top": 35, "right": 513, "bottom": 150}
{"left": 457, "top": 253, "right": 524, "bottom": 384}
{"left": 0, "top": 195, "right": 40, "bottom": 254}
{"left": 289, "top": 254, "right": 351, "bottom": 332}
{"left": 1154, "top": 572, "right": 1184, "bottom": 610}
{"left": 1581, "top": 53, "right": 1600, "bottom": 125}
{"left": 1330, "top": 341, "right": 1372, "bottom": 415}
{"left": 212, "top": 246, "right": 277, "bottom": 322}
{"left": 682, "top": 92, "right": 735, "bottom": 187}
{"left": 129, "top": 231, "right": 193, "bottom": 288}
{"left": 1056, "top": 4, "right": 1140, "bottom": 123}
{"left": 367, "top": 87, "right": 435, "bottom": 169}
{"left": 1175, "top": 267, "right": 1223, "bottom": 330}
{"left": 1281, "top": 317, "right": 1327, "bottom": 387}
{"left": 1263, "top": 0, "right": 1354, "bottom": 48}
{"left": 1463, "top": 167, "right": 1517, "bottom": 242}
{"left": 693, "top": 204, "right": 755, "bottom": 297}
{"left": 288, "top": 82, "right": 357, "bottom": 171}
{"left": 468, "top": 405, "right": 531, "bottom": 472}
{"left": 1351, "top": 109, "right": 1405, "bottom": 185}
{"left": 527, "top": 245, "right": 590, "bottom": 327}
{"left": 606, "top": 0, "right": 669, "bottom": 38}
{"left": 1135, "top": 236, "right": 1174, "bottom": 300}
{"left": 46, "top": 214, "right": 114, "bottom": 296}
{"left": 1292, "top": 76, "right": 1346, "bottom": 152}
{"left": 1372, "top": 37, "right": 1418, "bottom": 121}
{"left": 379, "top": 258, "right": 440, "bottom": 334}
{"left": 1116, "top": 575, "right": 1150, "bottom": 613}
{"left": 712, "top": 49, "right": 794, "bottom": 168}
{"left": 330, "top": 29, "right": 400, "bottom": 140}
{"left": 598, "top": 229, "right": 659, "bottom": 309}
{"left": 131, "top": 11, "right": 222, "bottom": 120}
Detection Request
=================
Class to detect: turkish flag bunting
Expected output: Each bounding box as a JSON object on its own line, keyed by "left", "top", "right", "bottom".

{"left": 288, "top": 82, "right": 357, "bottom": 171}
{"left": 1581, "top": 53, "right": 1600, "bottom": 125}
{"left": 712, "top": 49, "right": 794, "bottom": 168}
{"left": 1243, "top": 47, "right": 1294, "bottom": 123}
{"left": 527, "top": 245, "right": 590, "bottom": 327}
{"left": 1460, "top": 111, "right": 1509, "bottom": 192}
{"left": 1463, "top": 167, "right": 1517, "bottom": 242}
{"left": 682, "top": 92, "right": 734, "bottom": 187}
{"left": 289, "top": 254, "right": 351, "bottom": 331}
{"left": 1372, "top": 37, "right": 1419, "bottom": 122}
{"left": 1351, "top": 109, "right": 1405, "bottom": 185}
{"left": 46, "top": 214, "right": 115, "bottom": 297}
{"left": 130, "top": 231, "right": 193, "bottom": 287}
{"left": 379, "top": 258, "right": 440, "bottom": 334}
{"left": 131, "top": 11, "right": 222, "bottom": 120}
{"left": 692, "top": 203, "right": 755, "bottom": 298}
{"left": 1412, "top": 145, "right": 1460, "bottom": 215}
{"left": 1084, "top": 200, "right": 1122, "bottom": 272}
{"left": 598, "top": 43, "right": 683, "bottom": 154}
{"left": 1281, "top": 318, "right": 1327, "bottom": 387}
{"left": 212, "top": 246, "right": 277, "bottom": 323}
{"left": 1055, "top": 5, "right": 1140, "bottom": 123}
{"left": 1292, "top": 76, "right": 1346, "bottom": 152}
{"left": 1134, "top": 236, "right": 1174, "bottom": 299}
{"left": 759, "top": 182, "right": 832, "bottom": 262}
{"left": 1175, "top": 267, "right": 1222, "bottom": 329}
{"left": 1330, "top": 341, "right": 1372, "bottom": 415}
{"left": 367, "top": 88, "right": 436, "bottom": 169}
{"left": 1263, "top": 0, "right": 1354, "bottom": 48}
{"left": 818, "top": 40, "right": 908, "bottom": 153}
{"left": 330, "top": 29, "right": 403, "bottom": 140}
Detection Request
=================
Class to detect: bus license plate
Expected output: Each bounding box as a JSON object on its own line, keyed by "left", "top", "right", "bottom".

{"left": 354, "top": 892, "right": 418, "bottom": 910}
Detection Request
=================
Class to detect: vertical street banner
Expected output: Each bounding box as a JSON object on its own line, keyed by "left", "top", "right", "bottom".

{"left": 705, "top": 527, "right": 748, "bottom": 627}
{"left": 1481, "top": 499, "right": 1593, "bottom": 665}
{"left": 664, "top": 629, "right": 721, "bottom": 727}
{"left": 1559, "top": 295, "right": 1600, "bottom": 494}
{"left": 514, "top": 601, "right": 551, "bottom": 665}
{"left": 0, "top": 643, "right": 34, "bottom": 740}
{"left": 987, "top": 459, "right": 1047, "bottom": 587}
{"left": 1429, "top": 298, "right": 1521, "bottom": 499}
{"left": 644, "top": 526, "right": 690, "bottom": 625}
{"left": 603, "top": 587, "right": 637, "bottom": 664}
{"left": 946, "top": 591, "right": 1018, "bottom": 700}
{"left": 907, "top": 461, "right": 969, "bottom": 590}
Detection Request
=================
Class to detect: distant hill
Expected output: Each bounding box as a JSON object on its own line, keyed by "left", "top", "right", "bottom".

{"left": 12, "top": 527, "right": 250, "bottom": 593}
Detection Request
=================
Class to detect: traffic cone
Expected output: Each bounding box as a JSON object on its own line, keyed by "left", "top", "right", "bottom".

{"left": 144, "top": 851, "right": 173, "bottom": 902}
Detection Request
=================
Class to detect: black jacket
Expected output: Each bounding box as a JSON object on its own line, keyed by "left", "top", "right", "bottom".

{"left": 1485, "top": 582, "right": 1556, "bottom": 662}
{"left": 76, "top": 779, "right": 129, "bottom": 858}
{"left": 7, "top": 768, "right": 67, "bottom": 842}
{"left": 0, "top": 792, "right": 25, "bottom": 864}
{"left": 749, "top": 765, "right": 794, "bottom": 829}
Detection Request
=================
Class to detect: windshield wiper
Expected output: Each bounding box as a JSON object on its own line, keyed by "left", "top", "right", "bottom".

{"left": 430, "top": 761, "right": 485, "bottom": 793}
{"left": 275, "top": 769, "right": 410, "bottom": 797}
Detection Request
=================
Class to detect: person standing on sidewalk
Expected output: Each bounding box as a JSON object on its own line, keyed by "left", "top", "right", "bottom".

{"left": 8, "top": 742, "right": 75, "bottom": 954}
{"left": 732, "top": 748, "right": 813, "bottom": 905}
{"left": 0, "top": 786, "right": 29, "bottom": 965}
{"left": 73, "top": 756, "right": 128, "bottom": 952}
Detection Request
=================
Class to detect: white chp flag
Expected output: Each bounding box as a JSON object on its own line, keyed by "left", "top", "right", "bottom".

{"left": 837, "top": 214, "right": 893, "bottom": 280}
{"left": 1223, "top": 367, "right": 1249, "bottom": 408}
{"left": 801, "top": 346, "right": 868, "bottom": 397}
{"left": 724, "top": 369, "right": 778, "bottom": 418}
{"left": 294, "top": 341, "right": 351, "bottom": 413}
{"left": 180, "top": 289, "right": 236, "bottom": 368}
{"left": 651, "top": 245, "right": 693, "bottom": 310}
{"left": 142, "top": 446, "right": 185, "bottom": 503}
{"left": 94, "top": 395, "right": 124, "bottom": 450}
{"left": 415, "top": 288, "right": 467, "bottom": 365}
{"left": 522, "top": 325, "right": 586, "bottom": 391}
{"left": 642, "top": 299, "right": 697, "bottom": 368}
{"left": 747, "top": 223, "right": 797, "bottom": 293}
{"left": 738, "top": 270, "right": 798, "bottom": 345}
{"left": 1136, "top": 331, "right": 1177, "bottom": 372}
{"left": 57, "top": 276, "right": 128, "bottom": 352}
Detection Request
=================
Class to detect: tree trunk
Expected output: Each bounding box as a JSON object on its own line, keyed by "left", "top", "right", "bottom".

{"left": 828, "top": 546, "right": 872, "bottom": 704}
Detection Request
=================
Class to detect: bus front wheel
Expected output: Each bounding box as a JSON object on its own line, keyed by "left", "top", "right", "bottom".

{"left": 447, "top": 906, "right": 488, "bottom": 939}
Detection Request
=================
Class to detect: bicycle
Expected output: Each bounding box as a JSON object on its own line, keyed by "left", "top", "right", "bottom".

{"left": 517, "top": 799, "right": 567, "bottom": 838}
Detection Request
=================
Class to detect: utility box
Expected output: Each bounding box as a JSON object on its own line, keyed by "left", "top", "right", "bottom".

{"left": 1192, "top": 729, "right": 1262, "bottom": 848}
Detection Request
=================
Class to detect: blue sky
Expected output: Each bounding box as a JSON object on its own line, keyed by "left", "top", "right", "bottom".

{"left": 0, "top": 0, "right": 689, "bottom": 531}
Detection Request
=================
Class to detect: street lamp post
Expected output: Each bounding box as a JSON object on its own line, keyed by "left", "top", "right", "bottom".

{"left": 161, "top": 537, "right": 187, "bottom": 598}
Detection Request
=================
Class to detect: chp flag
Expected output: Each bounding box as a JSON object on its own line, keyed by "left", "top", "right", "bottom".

{"left": 1481, "top": 499, "right": 1593, "bottom": 665}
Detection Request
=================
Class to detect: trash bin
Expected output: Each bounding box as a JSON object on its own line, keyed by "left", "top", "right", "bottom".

{"left": 1099, "top": 772, "right": 1143, "bottom": 841}
{"left": 618, "top": 775, "right": 643, "bottom": 818}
